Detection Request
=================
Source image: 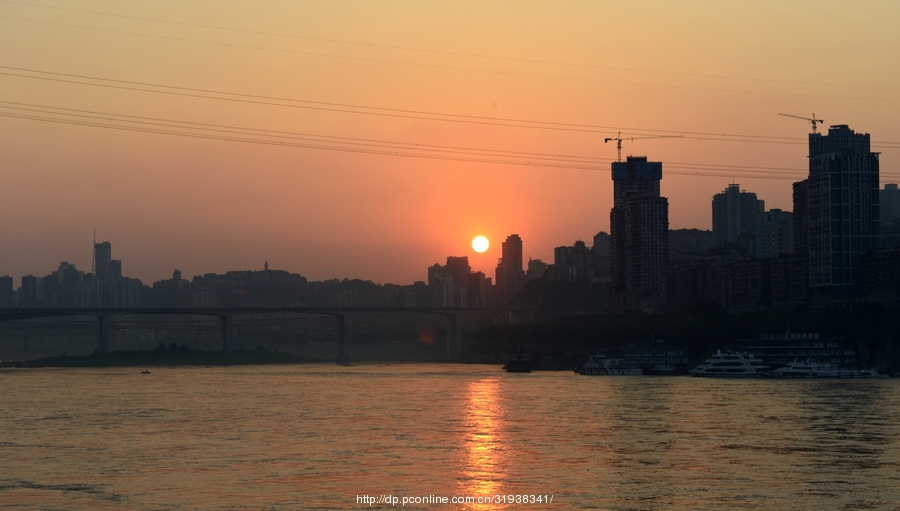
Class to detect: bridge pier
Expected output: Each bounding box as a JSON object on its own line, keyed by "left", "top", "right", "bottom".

{"left": 98, "top": 315, "right": 110, "bottom": 353}
{"left": 335, "top": 314, "right": 346, "bottom": 364}
{"left": 220, "top": 315, "right": 234, "bottom": 353}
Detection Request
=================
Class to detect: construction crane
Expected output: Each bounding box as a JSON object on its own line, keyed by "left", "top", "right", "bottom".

{"left": 604, "top": 132, "right": 683, "bottom": 162}
{"left": 778, "top": 113, "right": 824, "bottom": 133}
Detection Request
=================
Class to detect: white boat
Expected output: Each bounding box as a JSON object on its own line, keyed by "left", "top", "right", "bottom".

{"left": 689, "top": 350, "right": 770, "bottom": 378}
{"left": 576, "top": 353, "right": 642, "bottom": 376}
{"left": 770, "top": 358, "right": 841, "bottom": 378}
{"left": 839, "top": 368, "right": 889, "bottom": 379}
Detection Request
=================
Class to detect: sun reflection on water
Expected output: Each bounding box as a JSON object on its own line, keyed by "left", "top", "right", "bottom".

{"left": 459, "top": 377, "right": 506, "bottom": 510}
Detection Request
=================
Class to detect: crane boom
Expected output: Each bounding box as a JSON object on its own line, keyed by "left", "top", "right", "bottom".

{"left": 778, "top": 113, "right": 824, "bottom": 133}
{"left": 604, "top": 132, "right": 683, "bottom": 162}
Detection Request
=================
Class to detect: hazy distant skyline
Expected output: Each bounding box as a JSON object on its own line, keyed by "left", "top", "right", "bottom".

{"left": 2, "top": 0, "right": 899, "bottom": 285}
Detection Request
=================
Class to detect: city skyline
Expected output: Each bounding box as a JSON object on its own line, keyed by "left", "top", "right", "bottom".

{"left": 2, "top": 1, "right": 900, "bottom": 285}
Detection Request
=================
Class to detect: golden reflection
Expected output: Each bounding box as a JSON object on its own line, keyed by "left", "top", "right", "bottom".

{"left": 459, "top": 378, "right": 506, "bottom": 510}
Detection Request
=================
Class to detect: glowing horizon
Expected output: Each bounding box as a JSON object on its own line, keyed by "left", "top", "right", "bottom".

{"left": 2, "top": 1, "right": 899, "bottom": 285}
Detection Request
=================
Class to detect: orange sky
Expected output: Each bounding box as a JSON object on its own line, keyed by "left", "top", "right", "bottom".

{"left": 2, "top": 0, "right": 899, "bottom": 285}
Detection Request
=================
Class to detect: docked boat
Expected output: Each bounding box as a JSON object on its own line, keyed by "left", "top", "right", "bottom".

{"left": 839, "top": 368, "right": 889, "bottom": 379}
{"left": 770, "top": 358, "right": 841, "bottom": 378}
{"left": 503, "top": 345, "right": 532, "bottom": 373}
{"left": 689, "top": 350, "right": 770, "bottom": 377}
{"left": 575, "top": 352, "right": 642, "bottom": 376}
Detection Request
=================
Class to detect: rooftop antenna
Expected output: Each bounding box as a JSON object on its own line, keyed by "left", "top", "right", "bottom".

{"left": 604, "top": 132, "right": 683, "bottom": 162}
{"left": 778, "top": 113, "right": 824, "bottom": 133}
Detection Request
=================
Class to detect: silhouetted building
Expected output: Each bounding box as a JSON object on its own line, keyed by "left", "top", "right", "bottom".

{"left": 668, "top": 261, "right": 707, "bottom": 310}
{"left": 712, "top": 184, "right": 764, "bottom": 249}
{"left": 770, "top": 253, "right": 810, "bottom": 309}
{"left": 428, "top": 256, "right": 470, "bottom": 307}
{"left": 882, "top": 183, "right": 900, "bottom": 222}
{"left": 18, "top": 275, "right": 38, "bottom": 308}
{"left": 807, "top": 125, "right": 880, "bottom": 290}
{"left": 755, "top": 209, "right": 793, "bottom": 259}
{"left": 792, "top": 180, "right": 810, "bottom": 255}
{"left": 94, "top": 241, "right": 112, "bottom": 279}
{"left": 552, "top": 240, "right": 593, "bottom": 283}
{"left": 610, "top": 156, "right": 669, "bottom": 312}
{"left": 669, "top": 229, "right": 715, "bottom": 262}
{"left": 496, "top": 235, "right": 525, "bottom": 301}
{"left": 526, "top": 258, "right": 547, "bottom": 280}
{"left": 466, "top": 271, "right": 487, "bottom": 307}
{"left": 192, "top": 288, "right": 217, "bottom": 308}
{"left": 0, "top": 275, "right": 13, "bottom": 307}
{"left": 591, "top": 231, "right": 612, "bottom": 282}
{"left": 860, "top": 248, "right": 900, "bottom": 305}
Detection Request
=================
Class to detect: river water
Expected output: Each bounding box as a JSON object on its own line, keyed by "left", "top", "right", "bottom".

{"left": 2, "top": 364, "right": 899, "bottom": 510}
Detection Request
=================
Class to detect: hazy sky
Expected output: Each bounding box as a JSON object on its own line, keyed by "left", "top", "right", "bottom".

{"left": 2, "top": 0, "right": 899, "bottom": 285}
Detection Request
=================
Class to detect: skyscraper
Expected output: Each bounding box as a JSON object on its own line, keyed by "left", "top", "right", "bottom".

{"left": 711, "top": 184, "right": 764, "bottom": 248}
{"left": 496, "top": 234, "right": 525, "bottom": 301}
{"left": 610, "top": 156, "right": 669, "bottom": 312}
{"left": 807, "top": 125, "right": 880, "bottom": 289}
{"left": 792, "top": 180, "right": 810, "bottom": 255}
{"left": 94, "top": 241, "right": 111, "bottom": 277}
{"left": 754, "top": 209, "right": 794, "bottom": 259}
{"left": 881, "top": 183, "right": 900, "bottom": 222}
{"left": 0, "top": 275, "right": 14, "bottom": 308}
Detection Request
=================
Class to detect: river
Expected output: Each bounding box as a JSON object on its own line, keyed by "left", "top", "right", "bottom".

{"left": 2, "top": 364, "right": 899, "bottom": 510}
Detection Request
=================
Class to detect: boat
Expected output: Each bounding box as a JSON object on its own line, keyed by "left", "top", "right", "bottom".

{"left": 141, "top": 370, "right": 151, "bottom": 374}
{"left": 503, "top": 345, "right": 532, "bottom": 373}
{"left": 770, "top": 358, "right": 841, "bottom": 378}
{"left": 839, "top": 368, "right": 889, "bottom": 379}
{"left": 575, "top": 352, "right": 642, "bottom": 376}
{"left": 689, "top": 350, "right": 771, "bottom": 377}
{"left": 621, "top": 341, "right": 689, "bottom": 375}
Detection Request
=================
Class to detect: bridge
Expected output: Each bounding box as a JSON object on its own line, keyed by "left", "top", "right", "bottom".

{"left": 0, "top": 307, "right": 535, "bottom": 362}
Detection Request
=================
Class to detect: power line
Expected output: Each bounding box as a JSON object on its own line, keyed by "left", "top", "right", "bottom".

{"left": 3, "top": 0, "right": 899, "bottom": 93}
{"left": 5, "top": 66, "right": 900, "bottom": 149}
{"left": 0, "top": 100, "right": 813, "bottom": 170}
{"left": 4, "top": 105, "right": 898, "bottom": 182}
{"left": 3, "top": 14, "right": 900, "bottom": 105}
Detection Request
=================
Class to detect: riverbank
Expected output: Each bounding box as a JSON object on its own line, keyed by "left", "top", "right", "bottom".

{"left": 0, "top": 344, "right": 323, "bottom": 368}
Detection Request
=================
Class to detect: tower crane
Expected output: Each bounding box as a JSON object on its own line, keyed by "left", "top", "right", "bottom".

{"left": 778, "top": 113, "right": 824, "bottom": 133}
{"left": 603, "top": 132, "right": 683, "bottom": 162}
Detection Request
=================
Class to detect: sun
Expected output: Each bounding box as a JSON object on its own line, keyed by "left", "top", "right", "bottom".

{"left": 472, "top": 236, "right": 489, "bottom": 253}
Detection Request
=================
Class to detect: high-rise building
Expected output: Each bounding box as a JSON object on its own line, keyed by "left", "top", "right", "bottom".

{"left": 427, "top": 256, "right": 471, "bottom": 307}
{"left": 496, "top": 234, "right": 525, "bottom": 301}
{"left": 552, "top": 240, "right": 593, "bottom": 282}
{"left": 807, "top": 124, "right": 880, "bottom": 288}
{"left": 881, "top": 183, "right": 900, "bottom": 222}
{"left": 711, "top": 184, "right": 764, "bottom": 248}
{"left": 792, "top": 180, "right": 810, "bottom": 255}
{"left": 94, "top": 241, "right": 111, "bottom": 279}
{"left": 18, "top": 275, "right": 38, "bottom": 308}
{"left": 610, "top": 156, "right": 669, "bottom": 312}
{"left": 501, "top": 234, "right": 523, "bottom": 273}
{"left": 0, "top": 275, "right": 14, "bottom": 308}
{"left": 755, "top": 209, "right": 794, "bottom": 259}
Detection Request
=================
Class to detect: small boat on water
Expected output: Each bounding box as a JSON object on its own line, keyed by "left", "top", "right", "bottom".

{"left": 689, "top": 350, "right": 770, "bottom": 378}
{"left": 839, "top": 368, "right": 889, "bottom": 379}
{"left": 771, "top": 358, "right": 841, "bottom": 378}
{"left": 575, "top": 352, "right": 642, "bottom": 376}
{"left": 141, "top": 370, "right": 151, "bottom": 374}
{"left": 503, "top": 344, "right": 532, "bottom": 373}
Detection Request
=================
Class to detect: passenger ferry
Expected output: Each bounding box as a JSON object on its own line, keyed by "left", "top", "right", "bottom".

{"left": 770, "top": 358, "right": 841, "bottom": 378}
{"left": 689, "top": 350, "right": 770, "bottom": 378}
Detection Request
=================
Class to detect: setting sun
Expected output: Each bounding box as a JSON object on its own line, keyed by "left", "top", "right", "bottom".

{"left": 472, "top": 236, "right": 489, "bottom": 253}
